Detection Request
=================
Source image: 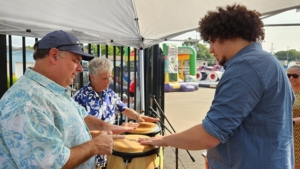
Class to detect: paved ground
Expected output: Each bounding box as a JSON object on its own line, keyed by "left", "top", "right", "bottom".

{"left": 162, "top": 87, "right": 216, "bottom": 169}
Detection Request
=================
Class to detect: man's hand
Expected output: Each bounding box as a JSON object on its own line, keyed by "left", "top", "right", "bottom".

{"left": 138, "top": 136, "right": 168, "bottom": 147}
{"left": 137, "top": 115, "right": 159, "bottom": 122}
{"left": 92, "top": 131, "right": 114, "bottom": 155}
{"left": 92, "top": 131, "right": 125, "bottom": 155}
{"left": 110, "top": 125, "right": 137, "bottom": 134}
{"left": 121, "top": 121, "right": 139, "bottom": 128}
{"left": 85, "top": 115, "right": 137, "bottom": 134}
{"left": 204, "top": 156, "right": 210, "bottom": 169}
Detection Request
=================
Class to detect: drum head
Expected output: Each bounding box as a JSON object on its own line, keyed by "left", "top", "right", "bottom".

{"left": 113, "top": 135, "right": 156, "bottom": 153}
{"left": 128, "top": 122, "right": 160, "bottom": 135}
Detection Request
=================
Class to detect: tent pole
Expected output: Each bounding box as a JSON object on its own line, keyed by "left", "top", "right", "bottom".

{"left": 139, "top": 49, "right": 145, "bottom": 114}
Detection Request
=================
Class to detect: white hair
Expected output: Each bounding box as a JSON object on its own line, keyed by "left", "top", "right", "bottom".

{"left": 287, "top": 64, "right": 300, "bottom": 72}
{"left": 88, "top": 57, "right": 113, "bottom": 76}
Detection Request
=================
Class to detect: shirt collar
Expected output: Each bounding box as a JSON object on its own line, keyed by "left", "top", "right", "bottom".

{"left": 86, "top": 82, "right": 107, "bottom": 98}
{"left": 24, "top": 68, "right": 66, "bottom": 95}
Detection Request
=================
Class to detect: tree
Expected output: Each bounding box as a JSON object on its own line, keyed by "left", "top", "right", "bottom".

{"left": 182, "top": 38, "right": 214, "bottom": 59}
{"left": 182, "top": 37, "right": 216, "bottom": 65}
{"left": 275, "top": 49, "right": 300, "bottom": 62}
{"left": 196, "top": 43, "right": 214, "bottom": 60}
{"left": 26, "top": 45, "right": 34, "bottom": 50}
{"left": 86, "top": 44, "right": 122, "bottom": 56}
{"left": 182, "top": 37, "right": 198, "bottom": 47}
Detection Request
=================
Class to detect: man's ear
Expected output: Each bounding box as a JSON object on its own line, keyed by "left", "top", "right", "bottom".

{"left": 49, "top": 48, "right": 59, "bottom": 63}
{"left": 90, "top": 73, "right": 94, "bottom": 81}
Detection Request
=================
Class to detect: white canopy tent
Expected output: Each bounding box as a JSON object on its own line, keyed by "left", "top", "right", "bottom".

{"left": 0, "top": 0, "right": 300, "bottom": 49}
{"left": 1, "top": 0, "right": 300, "bottom": 110}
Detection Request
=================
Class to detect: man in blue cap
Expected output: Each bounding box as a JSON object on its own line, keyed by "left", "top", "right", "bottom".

{"left": 0, "top": 30, "right": 135, "bottom": 169}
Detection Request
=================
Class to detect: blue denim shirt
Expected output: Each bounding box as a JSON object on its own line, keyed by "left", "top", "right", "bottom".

{"left": 202, "top": 43, "right": 295, "bottom": 169}
{"left": 0, "top": 68, "right": 94, "bottom": 169}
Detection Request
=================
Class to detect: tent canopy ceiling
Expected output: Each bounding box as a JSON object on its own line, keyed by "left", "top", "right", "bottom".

{"left": 1, "top": 0, "right": 300, "bottom": 48}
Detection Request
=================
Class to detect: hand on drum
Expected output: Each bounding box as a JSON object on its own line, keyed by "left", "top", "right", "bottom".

{"left": 92, "top": 131, "right": 125, "bottom": 155}
{"left": 138, "top": 136, "right": 168, "bottom": 147}
{"left": 137, "top": 115, "right": 159, "bottom": 123}
{"left": 121, "top": 121, "right": 140, "bottom": 128}
{"left": 110, "top": 125, "right": 137, "bottom": 134}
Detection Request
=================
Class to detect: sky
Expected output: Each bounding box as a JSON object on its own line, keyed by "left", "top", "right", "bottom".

{"left": 165, "top": 9, "right": 300, "bottom": 53}
{"left": 9, "top": 9, "right": 300, "bottom": 53}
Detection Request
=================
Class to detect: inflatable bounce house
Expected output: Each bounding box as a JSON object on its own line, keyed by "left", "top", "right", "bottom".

{"left": 196, "top": 62, "right": 224, "bottom": 88}
{"left": 162, "top": 43, "right": 198, "bottom": 92}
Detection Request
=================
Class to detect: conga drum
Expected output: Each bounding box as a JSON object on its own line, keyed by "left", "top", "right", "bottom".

{"left": 106, "top": 135, "right": 161, "bottom": 169}
{"left": 126, "top": 122, "right": 161, "bottom": 137}
{"left": 125, "top": 122, "right": 164, "bottom": 169}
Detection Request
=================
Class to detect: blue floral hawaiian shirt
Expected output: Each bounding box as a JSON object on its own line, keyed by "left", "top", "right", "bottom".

{"left": 0, "top": 68, "right": 95, "bottom": 169}
{"left": 73, "top": 83, "right": 127, "bottom": 167}
{"left": 73, "top": 83, "right": 126, "bottom": 124}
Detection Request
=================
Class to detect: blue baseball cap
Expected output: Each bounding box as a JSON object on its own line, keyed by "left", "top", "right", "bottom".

{"left": 38, "top": 30, "right": 94, "bottom": 61}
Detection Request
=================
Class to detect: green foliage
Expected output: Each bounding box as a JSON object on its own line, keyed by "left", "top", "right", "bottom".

{"left": 26, "top": 45, "right": 34, "bottom": 50}
{"left": 87, "top": 44, "right": 125, "bottom": 56}
{"left": 207, "top": 59, "right": 218, "bottom": 66}
{"left": 182, "top": 37, "right": 197, "bottom": 46}
{"left": 7, "top": 76, "right": 18, "bottom": 88}
{"left": 274, "top": 49, "right": 300, "bottom": 62}
{"left": 182, "top": 37, "right": 215, "bottom": 61}
{"left": 196, "top": 43, "right": 214, "bottom": 60}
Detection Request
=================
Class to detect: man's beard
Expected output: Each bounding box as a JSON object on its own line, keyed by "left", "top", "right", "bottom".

{"left": 218, "top": 56, "right": 227, "bottom": 66}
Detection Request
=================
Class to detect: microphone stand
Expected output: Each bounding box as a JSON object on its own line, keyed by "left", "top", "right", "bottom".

{"left": 149, "top": 106, "right": 172, "bottom": 134}
{"left": 149, "top": 106, "right": 187, "bottom": 169}
{"left": 151, "top": 96, "right": 196, "bottom": 166}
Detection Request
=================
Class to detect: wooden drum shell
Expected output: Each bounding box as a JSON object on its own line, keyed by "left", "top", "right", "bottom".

{"left": 125, "top": 122, "right": 164, "bottom": 169}
{"left": 106, "top": 135, "right": 160, "bottom": 169}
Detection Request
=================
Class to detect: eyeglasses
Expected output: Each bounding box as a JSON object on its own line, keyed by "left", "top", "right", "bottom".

{"left": 56, "top": 43, "right": 84, "bottom": 51}
{"left": 287, "top": 74, "right": 300, "bottom": 79}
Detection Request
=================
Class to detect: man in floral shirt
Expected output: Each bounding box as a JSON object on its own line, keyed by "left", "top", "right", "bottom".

{"left": 0, "top": 30, "right": 133, "bottom": 169}
{"left": 73, "top": 57, "right": 157, "bottom": 167}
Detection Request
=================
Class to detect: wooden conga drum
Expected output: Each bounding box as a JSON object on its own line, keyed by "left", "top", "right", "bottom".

{"left": 126, "top": 122, "right": 161, "bottom": 137}
{"left": 125, "top": 122, "right": 164, "bottom": 169}
{"left": 106, "top": 135, "right": 160, "bottom": 169}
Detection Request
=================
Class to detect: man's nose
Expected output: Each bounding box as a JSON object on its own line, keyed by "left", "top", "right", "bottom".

{"left": 77, "top": 62, "right": 83, "bottom": 72}
{"left": 209, "top": 45, "right": 214, "bottom": 54}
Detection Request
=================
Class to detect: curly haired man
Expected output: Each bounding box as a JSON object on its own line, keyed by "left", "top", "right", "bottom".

{"left": 139, "top": 4, "right": 294, "bottom": 169}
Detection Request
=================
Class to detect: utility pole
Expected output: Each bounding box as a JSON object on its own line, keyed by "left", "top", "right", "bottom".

{"left": 270, "top": 43, "right": 275, "bottom": 54}
{"left": 287, "top": 46, "right": 289, "bottom": 66}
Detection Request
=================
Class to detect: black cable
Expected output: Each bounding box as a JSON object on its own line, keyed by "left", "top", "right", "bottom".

{"left": 149, "top": 106, "right": 186, "bottom": 169}
{"left": 149, "top": 106, "right": 172, "bottom": 134}
{"left": 151, "top": 96, "right": 195, "bottom": 163}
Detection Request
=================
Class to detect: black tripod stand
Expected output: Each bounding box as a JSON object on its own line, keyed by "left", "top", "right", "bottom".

{"left": 149, "top": 95, "right": 195, "bottom": 169}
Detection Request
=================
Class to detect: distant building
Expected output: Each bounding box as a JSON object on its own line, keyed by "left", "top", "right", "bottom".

{"left": 7, "top": 49, "right": 35, "bottom": 78}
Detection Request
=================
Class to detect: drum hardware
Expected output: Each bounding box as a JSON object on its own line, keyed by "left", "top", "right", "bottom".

{"left": 112, "top": 147, "right": 159, "bottom": 164}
